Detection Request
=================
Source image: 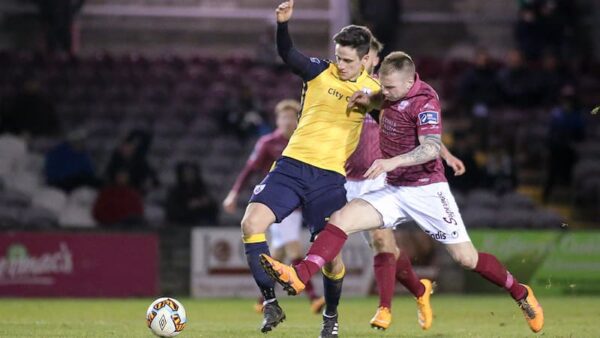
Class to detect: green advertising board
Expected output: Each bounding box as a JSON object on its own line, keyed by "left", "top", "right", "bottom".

{"left": 466, "top": 230, "right": 600, "bottom": 295}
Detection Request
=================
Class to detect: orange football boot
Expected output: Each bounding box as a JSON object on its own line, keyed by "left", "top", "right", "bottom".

{"left": 517, "top": 284, "right": 544, "bottom": 333}
{"left": 260, "top": 254, "right": 306, "bottom": 295}
{"left": 416, "top": 279, "right": 434, "bottom": 330}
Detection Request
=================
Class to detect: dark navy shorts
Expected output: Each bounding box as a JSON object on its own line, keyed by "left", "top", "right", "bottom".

{"left": 249, "top": 156, "right": 347, "bottom": 237}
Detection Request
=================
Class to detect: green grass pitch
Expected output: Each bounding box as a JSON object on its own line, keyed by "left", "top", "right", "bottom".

{"left": 2, "top": 295, "right": 599, "bottom": 337}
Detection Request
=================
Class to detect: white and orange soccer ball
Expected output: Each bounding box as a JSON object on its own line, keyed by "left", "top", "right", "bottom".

{"left": 146, "top": 297, "right": 187, "bottom": 337}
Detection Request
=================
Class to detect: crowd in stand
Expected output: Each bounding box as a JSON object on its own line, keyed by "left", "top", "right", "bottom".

{"left": 0, "top": 0, "right": 598, "bottom": 227}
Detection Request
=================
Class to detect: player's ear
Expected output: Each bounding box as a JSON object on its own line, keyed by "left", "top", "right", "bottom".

{"left": 360, "top": 53, "right": 370, "bottom": 67}
{"left": 361, "top": 52, "right": 370, "bottom": 64}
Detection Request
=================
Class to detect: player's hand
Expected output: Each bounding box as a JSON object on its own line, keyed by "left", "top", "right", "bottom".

{"left": 222, "top": 191, "right": 238, "bottom": 214}
{"left": 445, "top": 154, "right": 466, "bottom": 176}
{"left": 364, "top": 159, "right": 397, "bottom": 180}
{"left": 276, "top": 0, "right": 294, "bottom": 23}
{"left": 347, "top": 90, "right": 371, "bottom": 110}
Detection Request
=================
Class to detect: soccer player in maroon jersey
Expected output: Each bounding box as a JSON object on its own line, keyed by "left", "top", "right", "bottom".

{"left": 222, "top": 99, "right": 325, "bottom": 315}
{"left": 261, "top": 51, "right": 544, "bottom": 334}
{"left": 345, "top": 37, "right": 465, "bottom": 330}
{"left": 350, "top": 38, "right": 466, "bottom": 331}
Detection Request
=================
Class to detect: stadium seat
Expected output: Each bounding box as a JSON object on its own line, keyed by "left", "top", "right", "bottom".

{"left": 31, "top": 187, "right": 68, "bottom": 216}
{"left": 59, "top": 204, "right": 97, "bottom": 228}
{"left": 145, "top": 202, "right": 165, "bottom": 226}
{"left": 19, "top": 206, "right": 59, "bottom": 228}
{"left": 4, "top": 172, "right": 41, "bottom": 196}
{"left": 0, "top": 205, "right": 21, "bottom": 227}
{"left": 68, "top": 187, "right": 98, "bottom": 207}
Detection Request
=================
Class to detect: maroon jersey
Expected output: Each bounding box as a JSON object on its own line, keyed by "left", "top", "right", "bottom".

{"left": 231, "top": 130, "right": 288, "bottom": 193}
{"left": 380, "top": 73, "right": 447, "bottom": 187}
{"left": 345, "top": 114, "right": 382, "bottom": 180}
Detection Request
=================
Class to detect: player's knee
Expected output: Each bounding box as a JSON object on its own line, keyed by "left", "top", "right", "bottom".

{"left": 371, "top": 235, "right": 386, "bottom": 252}
{"left": 371, "top": 230, "right": 396, "bottom": 253}
{"left": 241, "top": 214, "right": 268, "bottom": 236}
{"left": 324, "top": 256, "right": 345, "bottom": 276}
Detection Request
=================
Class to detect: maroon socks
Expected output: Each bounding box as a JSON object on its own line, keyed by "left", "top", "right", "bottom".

{"left": 293, "top": 223, "right": 348, "bottom": 283}
{"left": 474, "top": 252, "right": 527, "bottom": 300}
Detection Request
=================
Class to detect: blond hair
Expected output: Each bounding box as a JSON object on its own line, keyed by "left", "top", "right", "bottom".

{"left": 274, "top": 99, "right": 301, "bottom": 115}
{"left": 379, "top": 51, "right": 415, "bottom": 76}
{"left": 370, "top": 36, "right": 384, "bottom": 54}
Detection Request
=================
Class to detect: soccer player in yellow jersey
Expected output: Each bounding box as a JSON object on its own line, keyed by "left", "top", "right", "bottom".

{"left": 241, "top": 0, "right": 380, "bottom": 335}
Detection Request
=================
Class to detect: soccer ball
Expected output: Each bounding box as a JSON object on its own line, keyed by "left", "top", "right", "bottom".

{"left": 146, "top": 297, "right": 187, "bottom": 337}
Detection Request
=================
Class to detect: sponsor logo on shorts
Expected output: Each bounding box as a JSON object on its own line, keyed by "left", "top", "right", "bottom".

{"left": 437, "top": 191, "right": 457, "bottom": 225}
{"left": 253, "top": 184, "right": 265, "bottom": 195}
{"left": 451, "top": 230, "right": 459, "bottom": 238}
{"left": 425, "top": 230, "right": 447, "bottom": 240}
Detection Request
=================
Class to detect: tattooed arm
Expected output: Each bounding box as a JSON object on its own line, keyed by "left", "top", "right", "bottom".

{"left": 363, "top": 134, "right": 442, "bottom": 179}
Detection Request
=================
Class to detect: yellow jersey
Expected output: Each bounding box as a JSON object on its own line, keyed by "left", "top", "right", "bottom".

{"left": 282, "top": 62, "right": 380, "bottom": 175}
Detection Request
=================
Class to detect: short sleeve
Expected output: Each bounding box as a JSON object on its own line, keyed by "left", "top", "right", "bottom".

{"left": 415, "top": 98, "right": 442, "bottom": 136}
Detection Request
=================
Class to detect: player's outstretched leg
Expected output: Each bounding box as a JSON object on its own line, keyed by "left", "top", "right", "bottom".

{"left": 474, "top": 252, "right": 544, "bottom": 332}
{"left": 261, "top": 223, "right": 349, "bottom": 295}
{"left": 449, "top": 242, "right": 544, "bottom": 333}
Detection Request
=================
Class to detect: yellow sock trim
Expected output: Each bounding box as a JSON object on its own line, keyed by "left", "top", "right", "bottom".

{"left": 322, "top": 264, "right": 346, "bottom": 280}
{"left": 243, "top": 233, "right": 267, "bottom": 244}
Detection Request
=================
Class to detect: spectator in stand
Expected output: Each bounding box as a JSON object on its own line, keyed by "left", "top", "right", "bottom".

{"left": 166, "top": 161, "right": 218, "bottom": 226}
{"left": 104, "top": 129, "right": 159, "bottom": 194}
{"left": 92, "top": 169, "right": 144, "bottom": 226}
{"left": 457, "top": 48, "right": 501, "bottom": 112}
{"left": 543, "top": 84, "right": 585, "bottom": 203}
{"left": 218, "top": 84, "right": 268, "bottom": 140}
{"left": 496, "top": 49, "right": 537, "bottom": 107}
{"left": 535, "top": 52, "right": 571, "bottom": 107}
{"left": 44, "top": 129, "right": 100, "bottom": 193}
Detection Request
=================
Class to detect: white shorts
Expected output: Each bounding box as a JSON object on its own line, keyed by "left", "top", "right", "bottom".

{"left": 345, "top": 174, "right": 387, "bottom": 202}
{"left": 359, "top": 182, "right": 471, "bottom": 244}
{"left": 269, "top": 210, "right": 302, "bottom": 249}
{"left": 345, "top": 175, "right": 388, "bottom": 247}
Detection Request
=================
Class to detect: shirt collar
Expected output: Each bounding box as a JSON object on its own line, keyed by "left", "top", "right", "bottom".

{"left": 330, "top": 64, "right": 368, "bottom": 83}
